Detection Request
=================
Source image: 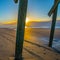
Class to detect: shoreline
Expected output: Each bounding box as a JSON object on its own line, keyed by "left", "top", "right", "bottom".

{"left": 0, "top": 28, "right": 60, "bottom": 60}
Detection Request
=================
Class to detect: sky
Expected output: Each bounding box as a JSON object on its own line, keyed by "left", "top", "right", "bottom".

{"left": 0, "top": 0, "right": 60, "bottom": 24}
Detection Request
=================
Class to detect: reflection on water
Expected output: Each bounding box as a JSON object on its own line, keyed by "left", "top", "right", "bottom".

{"left": 14, "top": 27, "right": 60, "bottom": 51}
{"left": 24, "top": 28, "right": 60, "bottom": 51}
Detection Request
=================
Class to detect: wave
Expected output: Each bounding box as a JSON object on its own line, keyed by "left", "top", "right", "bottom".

{"left": 25, "top": 26, "right": 60, "bottom": 29}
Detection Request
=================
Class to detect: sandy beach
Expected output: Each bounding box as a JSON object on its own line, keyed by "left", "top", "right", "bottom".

{"left": 0, "top": 28, "right": 60, "bottom": 60}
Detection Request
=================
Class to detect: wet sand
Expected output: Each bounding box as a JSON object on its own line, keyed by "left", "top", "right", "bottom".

{"left": 25, "top": 28, "right": 60, "bottom": 51}
{"left": 0, "top": 28, "right": 60, "bottom": 60}
{"left": 25, "top": 28, "right": 60, "bottom": 39}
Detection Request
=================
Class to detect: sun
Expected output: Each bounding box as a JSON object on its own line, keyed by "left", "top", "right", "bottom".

{"left": 26, "top": 17, "right": 29, "bottom": 24}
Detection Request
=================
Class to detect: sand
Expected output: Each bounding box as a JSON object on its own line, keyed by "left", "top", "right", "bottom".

{"left": 0, "top": 28, "right": 60, "bottom": 60}
{"left": 24, "top": 28, "right": 60, "bottom": 51}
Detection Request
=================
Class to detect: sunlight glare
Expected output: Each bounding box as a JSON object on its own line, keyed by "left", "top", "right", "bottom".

{"left": 26, "top": 17, "right": 29, "bottom": 24}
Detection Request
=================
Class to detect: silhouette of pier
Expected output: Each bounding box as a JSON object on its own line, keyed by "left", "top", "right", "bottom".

{"left": 0, "top": 0, "right": 60, "bottom": 60}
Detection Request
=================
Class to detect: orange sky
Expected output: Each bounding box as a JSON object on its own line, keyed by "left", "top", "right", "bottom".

{"left": 2, "top": 16, "right": 60, "bottom": 25}
{"left": 0, "top": 0, "right": 60, "bottom": 25}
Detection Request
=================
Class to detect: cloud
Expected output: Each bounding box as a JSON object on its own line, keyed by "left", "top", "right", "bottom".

{"left": 3, "top": 20, "right": 17, "bottom": 25}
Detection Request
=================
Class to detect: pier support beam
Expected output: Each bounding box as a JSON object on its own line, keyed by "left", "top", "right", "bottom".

{"left": 14, "top": 0, "right": 28, "bottom": 60}
{"left": 48, "top": 0, "right": 58, "bottom": 47}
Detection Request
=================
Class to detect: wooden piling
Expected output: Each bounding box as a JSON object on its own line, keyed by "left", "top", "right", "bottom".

{"left": 48, "top": 0, "right": 58, "bottom": 47}
{"left": 15, "top": 0, "right": 28, "bottom": 60}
